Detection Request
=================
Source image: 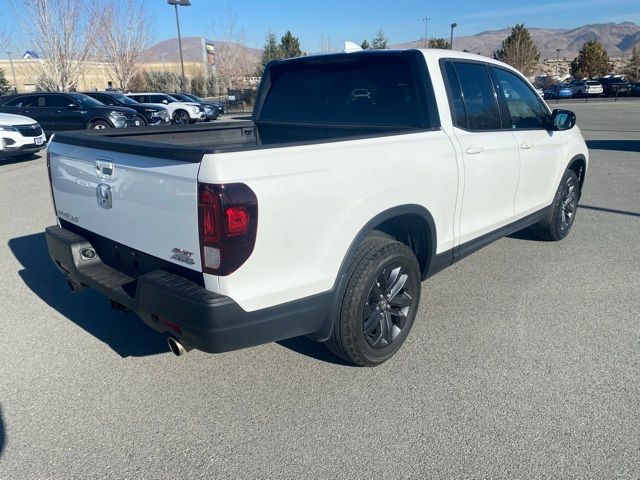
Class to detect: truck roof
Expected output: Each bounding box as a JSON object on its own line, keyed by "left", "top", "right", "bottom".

{"left": 274, "top": 48, "right": 525, "bottom": 77}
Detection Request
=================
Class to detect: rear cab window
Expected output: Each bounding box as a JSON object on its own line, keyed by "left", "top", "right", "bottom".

{"left": 257, "top": 52, "right": 437, "bottom": 129}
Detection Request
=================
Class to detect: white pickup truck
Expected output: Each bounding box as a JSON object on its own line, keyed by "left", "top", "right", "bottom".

{"left": 45, "top": 49, "right": 588, "bottom": 366}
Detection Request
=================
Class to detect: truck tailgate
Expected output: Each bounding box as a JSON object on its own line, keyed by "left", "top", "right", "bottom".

{"left": 48, "top": 142, "right": 203, "bottom": 272}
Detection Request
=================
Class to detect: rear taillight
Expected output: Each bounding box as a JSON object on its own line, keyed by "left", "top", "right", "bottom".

{"left": 198, "top": 183, "right": 258, "bottom": 276}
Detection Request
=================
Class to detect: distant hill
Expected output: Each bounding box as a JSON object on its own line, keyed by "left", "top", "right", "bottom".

{"left": 392, "top": 22, "right": 640, "bottom": 59}
{"left": 143, "top": 36, "right": 260, "bottom": 63}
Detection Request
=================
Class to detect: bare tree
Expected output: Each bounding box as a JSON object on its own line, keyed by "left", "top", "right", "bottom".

{"left": 319, "top": 34, "right": 335, "bottom": 53}
{"left": 19, "top": 0, "right": 102, "bottom": 91}
{"left": 96, "top": 0, "right": 153, "bottom": 91}
{"left": 211, "top": 8, "right": 257, "bottom": 91}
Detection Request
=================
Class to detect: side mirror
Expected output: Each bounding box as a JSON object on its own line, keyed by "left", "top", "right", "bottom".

{"left": 162, "top": 99, "right": 168, "bottom": 104}
{"left": 548, "top": 109, "right": 576, "bottom": 131}
{"left": 68, "top": 103, "right": 81, "bottom": 109}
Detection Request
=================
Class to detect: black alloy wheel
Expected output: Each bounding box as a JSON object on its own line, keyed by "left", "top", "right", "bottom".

{"left": 363, "top": 264, "right": 414, "bottom": 349}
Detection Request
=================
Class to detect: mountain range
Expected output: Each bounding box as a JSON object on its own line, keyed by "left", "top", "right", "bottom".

{"left": 144, "top": 22, "right": 640, "bottom": 65}
{"left": 392, "top": 22, "right": 640, "bottom": 59}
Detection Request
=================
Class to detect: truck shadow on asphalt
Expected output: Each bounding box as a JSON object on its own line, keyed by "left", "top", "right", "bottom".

{"left": 585, "top": 139, "right": 640, "bottom": 152}
{"left": 8, "top": 233, "right": 168, "bottom": 358}
{"left": 277, "top": 337, "right": 354, "bottom": 366}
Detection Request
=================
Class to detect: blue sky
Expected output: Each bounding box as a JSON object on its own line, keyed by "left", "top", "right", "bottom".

{"left": 1, "top": 0, "right": 639, "bottom": 56}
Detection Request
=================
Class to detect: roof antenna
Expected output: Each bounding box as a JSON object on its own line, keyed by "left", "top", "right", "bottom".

{"left": 343, "top": 41, "right": 363, "bottom": 53}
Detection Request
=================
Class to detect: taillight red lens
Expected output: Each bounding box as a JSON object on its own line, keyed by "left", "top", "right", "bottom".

{"left": 198, "top": 183, "right": 258, "bottom": 276}
{"left": 226, "top": 207, "right": 249, "bottom": 236}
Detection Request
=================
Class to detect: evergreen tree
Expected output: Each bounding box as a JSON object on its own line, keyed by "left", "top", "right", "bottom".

{"left": 361, "top": 39, "right": 370, "bottom": 50}
{"left": 0, "top": 69, "right": 10, "bottom": 95}
{"left": 428, "top": 38, "right": 450, "bottom": 49}
{"left": 257, "top": 31, "right": 283, "bottom": 77}
{"left": 493, "top": 24, "right": 540, "bottom": 76}
{"left": 370, "top": 30, "right": 389, "bottom": 49}
{"left": 570, "top": 40, "right": 611, "bottom": 78}
{"left": 280, "top": 30, "right": 302, "bottom": 58}
{"left": 623, "top": 44, "right": 640, "bottom": 82}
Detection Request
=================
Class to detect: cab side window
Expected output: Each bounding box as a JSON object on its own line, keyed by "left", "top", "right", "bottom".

{"left": 49, "top": 95, "right": 75, "bottom": 108}
{"left": 492, "top": 67, "right": 548, "bottom": 130}
{"left": 23, "top": 96, "right": 47, "bottom": 107}
{"left": 442, "top": 62, "right": 467, "bottom": 128}
{"left": 451, "top": 62, "right": 501, "bottom": 131}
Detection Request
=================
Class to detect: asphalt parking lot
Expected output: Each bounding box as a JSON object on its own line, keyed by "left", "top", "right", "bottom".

{"left": 0, "top": 101, "right": 639, "bottom": 479}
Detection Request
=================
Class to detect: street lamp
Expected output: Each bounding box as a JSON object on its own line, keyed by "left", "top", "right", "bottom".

{"left": 422, "top": 17, "right": 431, "bottom": 48}
{"left": 555, "top": 48, "right": 562, "bottom": 77}
{"left": 167, "top": 0, "right": 191, "bottom": 90}
{"left": 6, "top": 52, "right": 18, "bottom": 93}
{"left": 450, "top": 23, "right": 458, "bottom": 50}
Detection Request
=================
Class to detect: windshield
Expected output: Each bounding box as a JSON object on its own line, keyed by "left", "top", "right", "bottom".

{"left": 586, "top": 81, "right": 600, "bottom": 85}
{"left": 112, "top": 93, "right": 140, "bottom": 105}
{"left": 171, "top": 94, "right": 192, "bottom": 102}
{"left": 186, "top": 94, "right": 204, "bottom": 102}
{"left": 165, "top": 94, "right": 180, "bottom": 102}
{"left": 71, "top": 93, "right": 104, "bottom": 107}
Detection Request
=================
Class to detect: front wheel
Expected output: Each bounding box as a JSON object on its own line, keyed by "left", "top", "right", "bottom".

{"left": 529, "top": 169, "right": 580, "bottom": 241}
{"left": 172, "top": 110, "right": 190, "bottom": 125}
{"left": 325, "top": 234, "right": 421, "bottom": 367}
{"left": 89, "top": 120, "right": 110, "bottom": 130}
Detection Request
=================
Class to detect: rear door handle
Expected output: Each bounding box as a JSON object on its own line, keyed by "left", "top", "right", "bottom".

{"left": 521, "top": 142, "right": 534, "bottom": 150}
{"left": 465, "top": 147, "right": 484, "bottom": 155}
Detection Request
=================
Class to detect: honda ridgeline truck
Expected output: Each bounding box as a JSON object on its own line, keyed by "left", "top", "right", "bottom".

{"left": 45, "top": 49, "right": 588, "bottom": 366}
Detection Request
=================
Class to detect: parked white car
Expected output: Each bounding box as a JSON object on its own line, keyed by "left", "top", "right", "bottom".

{"left": 571, "top": 80, "right": 603, "bottom": 97}
{"left": 125, "top": 93, "right": 205, "bottom": 124}
{"left": 0, "top": 112, "right": 46, "bottom": 160}
{"left": 46, "top": 49, "right": 588, "bottom": 366}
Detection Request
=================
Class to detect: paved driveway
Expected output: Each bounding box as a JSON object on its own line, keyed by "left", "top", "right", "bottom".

{"left": 0, "top": 101, "right": 638, "bottom": 479}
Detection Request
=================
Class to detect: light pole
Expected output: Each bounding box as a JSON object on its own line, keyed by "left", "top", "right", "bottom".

{"left": 422, "top": 17, "right": 431, "bottom": 48}
{"left": 167, "top": 0, "right": 191, "bottom": 90}
{"left": 160, "top": 54, "right": 167, "bottom": 74}
{"left": 555, "top": 48, "right": 561, "bottom": 77}
{"left": 6, "top": 51, "right": 18, "bottom": 93}
{"left": 450, "top": 23, "right": 458, "bottom": 50}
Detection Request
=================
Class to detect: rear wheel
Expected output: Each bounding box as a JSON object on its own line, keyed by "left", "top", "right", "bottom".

{"left": 325, "top": 234, "right": 421, "bottom": 367}
{"left": 528, "top": 169, "right": 580, "bottom": 241}
{"left": 89, "top": 120, "right": 110, "bottom": 130}
{"left": 173, "top": 110, "right": 190, "bottom": 125}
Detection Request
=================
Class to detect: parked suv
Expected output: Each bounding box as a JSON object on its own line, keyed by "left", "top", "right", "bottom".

{"left": 543, "top": 84, "right": 573, "bottom": 99}
{"left": 598, "top": 77, "right": 631, "bottom": 97}
{"left": 0, "top": 92, "right": 139, "bottom": 135}
{"left": 180, "top": 93, "right": 224, "bottom": 115}
{"left": 125, "top": 93, "right": 205, "bottom": 124}
{"left": 81, "top": 91, "right": 171, "bottom": 126}
{"left": 170, "top": 93, "right": 220, "bottom": 121}
{"left": 0, "top": 112, "right": 47, "bottom": 160}
{"left": 571, "top": 80, "right": 603, "bottom": 97}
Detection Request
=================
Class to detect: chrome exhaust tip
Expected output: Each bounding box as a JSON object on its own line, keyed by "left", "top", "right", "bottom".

{"left": 167, "top": 337, "right": 189, "bottom": 356}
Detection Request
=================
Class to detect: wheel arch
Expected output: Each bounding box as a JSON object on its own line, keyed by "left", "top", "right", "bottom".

{"left": 87, "top": 116, "right": 114, "bottom": 129}
{"left": 308, "top": 204, "right": 438, "bottom": 342}
{"left": 567, "top": 154, "right": 587, "bottom": 193}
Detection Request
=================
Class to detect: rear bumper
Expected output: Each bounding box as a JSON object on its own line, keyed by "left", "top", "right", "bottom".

{"left": 45, "top": 225, "right": 333, "bottom": 354}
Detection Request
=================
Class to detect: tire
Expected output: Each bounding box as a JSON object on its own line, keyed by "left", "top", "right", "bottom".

{"left": 325, "top": 234, "right": 421, "bottom": 367}
{"left": 88, "top": 120, "right": 111, "bottom": 130}
{"left": 528, "top": 169, "right": 580, "bottom": 241}
{"left": 134, "top": 115, "right": 147, "bottom": 127}
{"left": 172, "top": 110, "right": 190, "bottom": 125}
